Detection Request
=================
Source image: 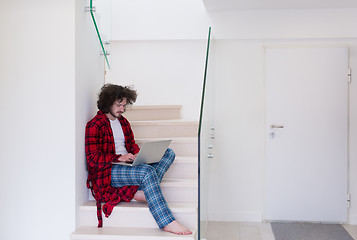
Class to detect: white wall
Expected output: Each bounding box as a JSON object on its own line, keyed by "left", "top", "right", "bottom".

{"left": 106, "top": 0, "right": 210, "bottom": 120}
{"left": 0, "top": 1, "right": 76, "bottom": 239}
{"left": 0, "top": 1, "right": 105, "bottom": 239}
{"left": 207, "top": 40, "right": 265, "bottom": 221}
{"left": 75, "top": 0, "right": 106, "bottom": 228}
{"left": 106, "top": 40, "right": 207, "bottom": 121}
{"left": 108, "top": 1, "right": 357, "bottom": 225}
{"left": 111, "top": 0, "right": 210, "bottom": 40}
{"left": 208, "top": 8, "right": 357, "bottom": 39}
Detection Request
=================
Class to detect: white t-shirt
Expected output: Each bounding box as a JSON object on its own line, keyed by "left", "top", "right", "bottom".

{"left": 109, "top": 119, "right": 128, "bottom": 155}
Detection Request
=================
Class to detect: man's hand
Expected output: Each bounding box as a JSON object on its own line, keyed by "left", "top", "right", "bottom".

{"left": 119, "top": 153, "right": 136, "bottom": 163}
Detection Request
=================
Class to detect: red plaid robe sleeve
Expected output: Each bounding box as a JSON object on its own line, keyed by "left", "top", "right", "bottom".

{"left": 85, "top": 111, "right": 139, "bottom": 227}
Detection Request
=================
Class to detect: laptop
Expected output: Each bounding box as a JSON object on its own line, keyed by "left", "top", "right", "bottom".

{"left": 112, "top": 140, "right": 172, "bottom": 166}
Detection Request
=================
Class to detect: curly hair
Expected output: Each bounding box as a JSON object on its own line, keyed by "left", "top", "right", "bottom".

{"left": 97, "top": 84, "right": 137, "bottom": 113}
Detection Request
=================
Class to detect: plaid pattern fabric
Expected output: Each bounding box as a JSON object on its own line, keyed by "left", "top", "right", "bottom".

{"left": 85, "top": 111, "right": 140, "bottom": 227}
{"left": 111, "top": 148, "right": 176, "bottom": 228}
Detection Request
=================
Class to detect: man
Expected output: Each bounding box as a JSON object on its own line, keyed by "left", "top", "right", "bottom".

{"left": 85, "top": 84, "right": 192, "bottom": 235}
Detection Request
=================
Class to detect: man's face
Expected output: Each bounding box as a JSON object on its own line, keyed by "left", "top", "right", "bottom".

{"left": 109, "top": 98, "right": 127, "bottom": 119}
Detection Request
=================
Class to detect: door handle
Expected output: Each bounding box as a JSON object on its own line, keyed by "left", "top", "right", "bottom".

{"left": 269, "top": 124, "right": 284, "bottom": 139}
{"left": 270, "top": 124, "right": 284, "bottom": 129}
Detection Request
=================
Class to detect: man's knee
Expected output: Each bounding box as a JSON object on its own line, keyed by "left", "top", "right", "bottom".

{"left": 164, "top": 148, "right": 176, "bottom": 164}
{"left": 141, "top": 164, "right": 156, "bottom": 178}
{"left": 140, "top": 165, "right": 158, "bottom": 187}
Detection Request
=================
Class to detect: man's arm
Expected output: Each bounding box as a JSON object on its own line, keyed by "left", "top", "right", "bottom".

{"left": 85, "top": 121, "right": 119, "bottom": 170}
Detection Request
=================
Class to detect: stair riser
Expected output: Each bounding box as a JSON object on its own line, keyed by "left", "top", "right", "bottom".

{"left": 162, "top": 187, "right": 198, "bottom": 203}
{"left": 169, "top": 142, "right": 198, "bottom": 157}
{"left": 164, "top": 163, "right": 198, "bottom": 179}
{"left": 136, "top": 140, "right": 198, "bottom": 157}
{"left": 132, "top": 125, "right": 198, "bottom": 138}
{"left": 79, "top": 211, "right": 197, "bottom": 229}
{"left": 123, "top": 107, "right": 181, "bottom": 121}
{"left": 89, "top": 186, "right": 197, "bottom": 203}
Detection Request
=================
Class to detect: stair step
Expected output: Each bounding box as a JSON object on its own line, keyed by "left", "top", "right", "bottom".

{"left": 131, "top": 120, "right": 198, "bottom": 138}
{"left": 79, "top": 201, "right": 197, "bottom": 229}
{"left": 165, "top": 157, "right": 198, "bottom": 179}
{"left": 136, "top": 138, "right": 198, "bottom": 157}
{"left": 123, "top": 105, "right": 182, "bottom": 121}
{"left": 72, "top": 226, "right": 197, "bottom": 240}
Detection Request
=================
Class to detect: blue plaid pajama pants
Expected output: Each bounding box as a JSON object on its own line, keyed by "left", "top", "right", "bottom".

{"left": 111, "top": 148, "right": 176, "bottom": 228}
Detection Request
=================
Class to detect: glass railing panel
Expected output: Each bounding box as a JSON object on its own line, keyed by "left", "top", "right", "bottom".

{"left": 88, "top": 0, "right": 112, "bottom": 69}
{"left": 198, "top": 27, "right": 215, "bottom": 240}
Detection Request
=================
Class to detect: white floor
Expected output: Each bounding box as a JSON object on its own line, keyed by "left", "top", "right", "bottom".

{"left": 203, "top": 222, "right": 357, "bottom": 240}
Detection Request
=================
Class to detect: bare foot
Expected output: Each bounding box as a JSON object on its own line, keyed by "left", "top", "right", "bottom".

{"left": 163, "top": 220, "right": 192, "bottom": 235}
{"left": 133, "top": 190, "right": 146, "bottom": 202}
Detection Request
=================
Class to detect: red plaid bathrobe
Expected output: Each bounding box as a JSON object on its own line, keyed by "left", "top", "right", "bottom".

{"left": 85, "top": 111, "right": 140, "bottom": 227}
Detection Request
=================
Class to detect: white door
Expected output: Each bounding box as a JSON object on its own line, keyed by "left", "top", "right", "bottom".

{"left": 264, "top": 47, "right": 349, "bottom": 223}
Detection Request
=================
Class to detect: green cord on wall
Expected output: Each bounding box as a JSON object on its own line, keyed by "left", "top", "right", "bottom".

{"left": 90, "top": 0, "right": 110, "bottom": 69}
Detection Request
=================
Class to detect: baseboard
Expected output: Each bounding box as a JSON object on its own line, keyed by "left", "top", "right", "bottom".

{"left": 208, "top": 211, "right": 262, "bottom": 222}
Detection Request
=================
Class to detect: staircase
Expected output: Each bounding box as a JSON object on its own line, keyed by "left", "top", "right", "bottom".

{"left": 72, "top": 106, "right": 199, "bottom": 240}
